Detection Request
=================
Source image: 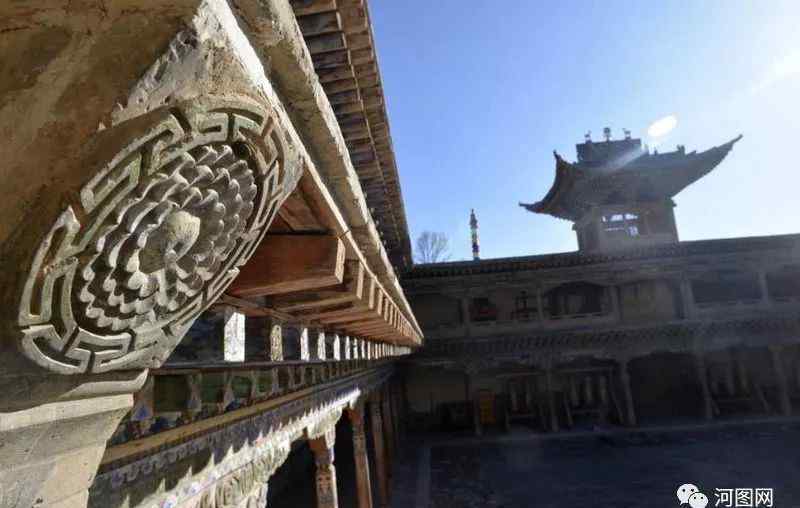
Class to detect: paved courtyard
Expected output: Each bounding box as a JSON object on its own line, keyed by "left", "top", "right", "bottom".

{"left": 393, "top": 420, "right": 800, "bottom": 508}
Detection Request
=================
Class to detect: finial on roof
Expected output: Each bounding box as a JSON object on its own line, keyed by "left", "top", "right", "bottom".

{"left": 585, "top": 131, "right": 592, "bottom": 142}
{"left": 623, "top": 128, "right": 631, "bottom": 140}
{"left": 603, "top": 127, "right": 612, "bottom": 142}
{"left": 470, "top": 209, "right": 480, "bottom": 261}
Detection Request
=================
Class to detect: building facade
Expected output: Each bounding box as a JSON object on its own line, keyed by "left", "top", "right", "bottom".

{"left": 403, "top": 134, "right": 800, "bottom": 435}
{"left": 0, "top": 1, "right": 420, "bottom": 507}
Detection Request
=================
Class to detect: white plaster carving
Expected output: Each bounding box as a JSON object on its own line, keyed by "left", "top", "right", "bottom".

{"left": 16, "top": 98, "right": 301, "bottom": 374}
{"left": 223, "top": 308, "right": 245, "bottom": 362}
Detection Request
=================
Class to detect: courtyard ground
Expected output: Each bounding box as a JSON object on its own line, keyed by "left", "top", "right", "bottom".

{"left": 390, "top": 418, "right": 800, "bottom": 508}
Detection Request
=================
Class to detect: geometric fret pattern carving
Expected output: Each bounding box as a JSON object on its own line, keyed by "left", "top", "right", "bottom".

{"left": 16, "top": 97, "right": 301, "bottom": 374}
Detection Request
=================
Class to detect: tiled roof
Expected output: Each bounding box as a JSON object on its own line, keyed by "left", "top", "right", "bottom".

{"left": 405, "top": 234, "right": 800, "bottom": 280}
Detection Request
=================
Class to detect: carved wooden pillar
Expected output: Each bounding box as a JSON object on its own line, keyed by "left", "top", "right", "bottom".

{"left": 770, "top": 345, "right": 792, "bottom": 416}
{"left": 348, "top": 404, "right": 373, "bottom": 508}
{"left": 618, "top": 359, "right": 637, "bottom": 426}
{"left": 694, "top": 352, "right": 714, "bottom": 420}
{"left": 310, "top": 429, "right": 339, "bottom": 508}
{"left": 370, "top": 396, "right": 390, "bottom": 507}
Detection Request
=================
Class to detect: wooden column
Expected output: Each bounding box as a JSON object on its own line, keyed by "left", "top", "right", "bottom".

{"left": 723, "top": 349, "right": 736, "bottom": 396}
{"left": 369, "top": 397, "right": 390, "bottom": 507}
{"left": 735, "top": 349, "right": 750, "bottom": 395}
{"left": 536, "top": 286, "right": 545, "bottom": 322}
{"left": 460, "top": 296, "right": 472, "bottom": 337}
{"left": 608, "top": 285, "right": 621, "bottom": 322}
{"left": 679, "top": 278, "right": 696, "bottom": 319}
{"left": 618, "top": 359, "right": 637, "bottom": 427}
{"left": 759, "top": 270, "right": 772, "bottom": 308}
{"left": 310, "top": 429, "right": 339, "bottom": 508}
{"left": 391, "top": 384, "right": 403, "bottom": 445}
{"left": 545, "top": 367, "right": 559, "bottom": 432}
{"left": 381, "top": 389, "right": 395, "bottom": 476}
{"left": 311, "top": 329, "right": 327, "bottom": 361}
{"left": 694, "top": 352, "right": 714, "bottom": 420}
{"left": 348, "top": 404, "right": 373, "bottom": 508}
{"left": 770, "top": 345, "right": 792, "bottom": 416}
{"left": 466, "top": 373, "right": 482, "bottom": 436}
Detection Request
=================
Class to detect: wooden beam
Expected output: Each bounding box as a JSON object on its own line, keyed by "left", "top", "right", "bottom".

{"left": 339, "top": 5, "right": 368, "bottom": 34}
{"left": 296, "top": 11, "right": 342, "bottom": 36}
{"left": 322, "top": 77, "right": 359, "bottom": 95}
{"left": 306, "top": 32, "right": 347, "bottom": 54}
{"left": 333, "top": 102, "right": 363, "bottom": 115}
{"left": 216, "top": 295, "right": 294, "bottom": 322}
{"left": 346, "top": 32, "right": 371, "bottom": 50}
{"left": 353, "top": 61, "right": 377, "bottom": 76}
{"left": 291, "top": 0, "right": 338, "bottom": 17}
{"left": 312, "top": 49, "right": 350, "bottom": 69}
{"left": 277, "top": 189, "right": 325, "bottom": 232}
{"left": 363, "top": 95, "right": 383, "bottom": 110}
{"left": 351, "top": 48, "right": 373, "bottom": 65}
{"left": 317, "top": 65, "right": 355, "bottom": 83}
{"left": 356, "top": 73, "right": 379, "bottom": 89}
{"left": 328, "top": 89, "right": 360, "bottom": 105}
{"left": 271, "top": 260, "right": 366, "bottom": 312}
{"left": 228, "top": 234, "right": 345, "bottom": 297}
{"left": 298, "top": 277, "right": 379, "bottom": 321}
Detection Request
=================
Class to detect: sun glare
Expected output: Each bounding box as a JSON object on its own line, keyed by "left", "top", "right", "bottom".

{"left": 647, "top": 115, "right": 678, "bottom": 138}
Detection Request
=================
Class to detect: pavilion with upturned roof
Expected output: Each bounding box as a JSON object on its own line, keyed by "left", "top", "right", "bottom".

{"left": 520, "top": 130, "right": 742, "bottom": 252}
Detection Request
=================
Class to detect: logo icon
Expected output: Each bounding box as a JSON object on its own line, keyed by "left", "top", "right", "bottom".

{"left": 677, "top": 484, "right": 708, "bottom": 508}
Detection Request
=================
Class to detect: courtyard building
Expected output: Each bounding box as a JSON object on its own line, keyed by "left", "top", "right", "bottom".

{"left": 403, "top": 132, "right": 800, "bottom": 435}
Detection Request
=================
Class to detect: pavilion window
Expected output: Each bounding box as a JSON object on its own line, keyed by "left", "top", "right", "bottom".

{"left": 512, "top": 290, "right": 539, "bottom": 320}
{"left": 546, "top": 282, "right": 608, "bottom": 318}
{"left": 601, "top": 212, "right": 644, "bottom": 238}
{"left": 470, "top": 297, "right": 498, "bottom": 322}
{"left": 691, "top": 270, "right": 762, "bottom": 305}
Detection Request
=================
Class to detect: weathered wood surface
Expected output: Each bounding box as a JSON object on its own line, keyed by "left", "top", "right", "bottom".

{"left": 229, "top": 234, "right": 346, "bottom": 297}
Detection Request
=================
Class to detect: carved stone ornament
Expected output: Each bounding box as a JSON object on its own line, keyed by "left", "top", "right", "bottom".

{"left": 16, "top": 97, "right": 301, "bottom": 374}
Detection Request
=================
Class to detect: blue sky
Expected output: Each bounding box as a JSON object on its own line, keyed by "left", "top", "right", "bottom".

{"left": 369, "top": 1, "right": 800, "bottom": 261}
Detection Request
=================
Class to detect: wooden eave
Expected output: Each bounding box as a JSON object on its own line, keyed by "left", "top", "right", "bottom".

{"left": 291, "top": 0, "right": 413, "bottom": 268}
{"left": 403, "top": 232, "right": 800, "bottom": 281}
